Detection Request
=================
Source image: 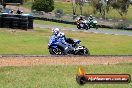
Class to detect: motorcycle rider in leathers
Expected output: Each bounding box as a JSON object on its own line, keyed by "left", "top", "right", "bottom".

{"left": 52, "top": 28, "right": 74, "bottom": 44}
{"left": 88, "top": 15, "right": 93, "bottom": 23}
{"left": 76, "top": 16, "right": 85, "bottom": 27}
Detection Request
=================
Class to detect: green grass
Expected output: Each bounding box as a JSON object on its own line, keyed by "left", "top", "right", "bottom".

{"left": 0, "top": 28, "right": 49, "bottom": 55}
{"left": 0, "top": 63, "right": 132, "bottom": 88}
{"left": 34, "top": 20, "right": 76, "bottom": 28}
{"left": 22, "top": 1, "right": 33, "bottom": 9}
{"left": 0, "top": 27, "right": 132, "bottom": 55}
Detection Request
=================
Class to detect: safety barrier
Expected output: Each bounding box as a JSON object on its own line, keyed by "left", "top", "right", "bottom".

{"left": 0, "top": 13, "right": 34, "bottom": 30}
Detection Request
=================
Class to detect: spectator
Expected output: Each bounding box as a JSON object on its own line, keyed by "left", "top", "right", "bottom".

{"left": 16, "top": 8, "right": 21, "bottom": 14}
{"left": 10, "top": 10, "right": 14, "bottom": 14}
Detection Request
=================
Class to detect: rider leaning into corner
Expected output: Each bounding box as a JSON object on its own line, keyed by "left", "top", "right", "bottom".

{"left": 52, "top": 28, "right": 75, "bottom": 44}
{"left": 76, "top": 16, "right": 85, "bottom": 24}
{"left": 50, "top": 28, "right": 90, "bottom": 55}
{"left": 76, "top": 15, "right": 93, "bottom": 22}
{"left": 88, "top": 15, "right": 93, "bottom": 23}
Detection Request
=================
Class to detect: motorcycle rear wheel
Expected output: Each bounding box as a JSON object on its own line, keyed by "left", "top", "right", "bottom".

{"left": 95, "top": 25, "right": 98, "bottom": 30}
{"left": 49, "top": 47, "right": 64, "bottom": 55}
{"left": 85, "top": 25, "right": 90, "bottom": 30}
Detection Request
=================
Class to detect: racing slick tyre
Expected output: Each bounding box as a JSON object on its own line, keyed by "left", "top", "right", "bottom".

{"left": 49, "top": 46, "right": 65, "bottom": 55}
{"left": 83, "top": 47, "right": 90, "bottom": 55}
{"left": 95, "top": 25, "right": 98, "bottom": 30}
{"left": 77, "top": 25, "right": 81, "bottom": 29}
{"left": 28, "top": 20, "right": 33, "bottom": 29}
{"left": 75, "top": 46, "right": 90, "bottom": 55}
{"left": 3, "top": 22, "right": 10, "bottom": 28}
{"left": 85, "top": 25, "right": 90, "bottom": 30}
{"left": 12, "top": 18, "right": 20, "bottom": 29}
{"left": 21, "top": 18, "right": 28, "bottom": 22}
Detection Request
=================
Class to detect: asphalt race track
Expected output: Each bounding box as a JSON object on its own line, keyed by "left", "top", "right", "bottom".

{"left": 34, "top": 24, "right": 132, "bottom": 36}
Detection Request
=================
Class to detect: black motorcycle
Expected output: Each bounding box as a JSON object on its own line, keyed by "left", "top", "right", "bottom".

{"left": 76, "top": 20, "right": 89, "bottom": 30}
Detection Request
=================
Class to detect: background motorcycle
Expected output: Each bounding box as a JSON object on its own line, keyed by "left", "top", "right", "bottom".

{"left": 48, "top": 36, "right": 90, "bottom": 55}
{"left": 76, "top": 18, "right": 98, "bottom": 30}
{"left": 76, "top": 20, "right": 89, "bottom": 30}
{"left": 88, "top": 19, "right": 98, "bottom": 29}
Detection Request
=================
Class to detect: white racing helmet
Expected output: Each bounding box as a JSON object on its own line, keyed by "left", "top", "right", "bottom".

{"left": 21, "top": 10, "right": 23, "bottom": 14}
{"left": 52, "top": 28, "right": 60, "bottom": 35}
{"left": 90, "top": 15, "right": 93, "bottom": 17}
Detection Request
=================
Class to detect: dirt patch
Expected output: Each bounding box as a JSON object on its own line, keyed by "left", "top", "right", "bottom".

{"left": 0, "top": 56, "right": 132, "bottom": 67}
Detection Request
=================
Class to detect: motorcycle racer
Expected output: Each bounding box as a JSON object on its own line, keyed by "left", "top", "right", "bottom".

{"left": 52, "top": 28, "right": 74, "bottom": 44}
{"left": 76, "top": 16, "right": 85, "bottom": 24}
{"left": 88, "top": 15, "right": 93, "bottom": 23}
{"left": 52, "top": 28, "right": 65, "bottom": 38}
{"left": 48, "top": 30, "right": 90, "bottom": 55}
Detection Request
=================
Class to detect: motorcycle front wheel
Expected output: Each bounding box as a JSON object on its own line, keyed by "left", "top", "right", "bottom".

{"left": 77, "top": 25, "right": 81, "bottom": 29}
{"left": 83, "top": 47, "right": 90, "bottom": 55}
{"left": 75, "top": 46, "right": 90, "bottom": 55}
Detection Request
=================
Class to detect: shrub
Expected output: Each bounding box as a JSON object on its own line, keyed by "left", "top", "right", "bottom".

{"left": 32, "top": 0, "right": 54, "bottom": 12}
{"left": 55, "top": 9, "right": 63, "bottom": 18}
{"left": 115, "top": 22, "right": 129, "bottom": 30}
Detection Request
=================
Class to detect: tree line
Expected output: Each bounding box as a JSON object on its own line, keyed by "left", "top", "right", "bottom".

{"left": 32, "top": 0, "right": 132, "bottom": 19}
{"left": 72, "top": 0, "right": 132, "bottom": 18}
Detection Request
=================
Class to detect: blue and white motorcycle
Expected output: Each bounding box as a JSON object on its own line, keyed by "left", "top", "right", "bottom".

{"left": 48, "top": 36, "right": 90, "bottom": 55}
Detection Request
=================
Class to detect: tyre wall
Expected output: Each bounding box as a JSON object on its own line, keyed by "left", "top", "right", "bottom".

{"left": 0, "top": 14, "right": 34, "bottom": 30}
